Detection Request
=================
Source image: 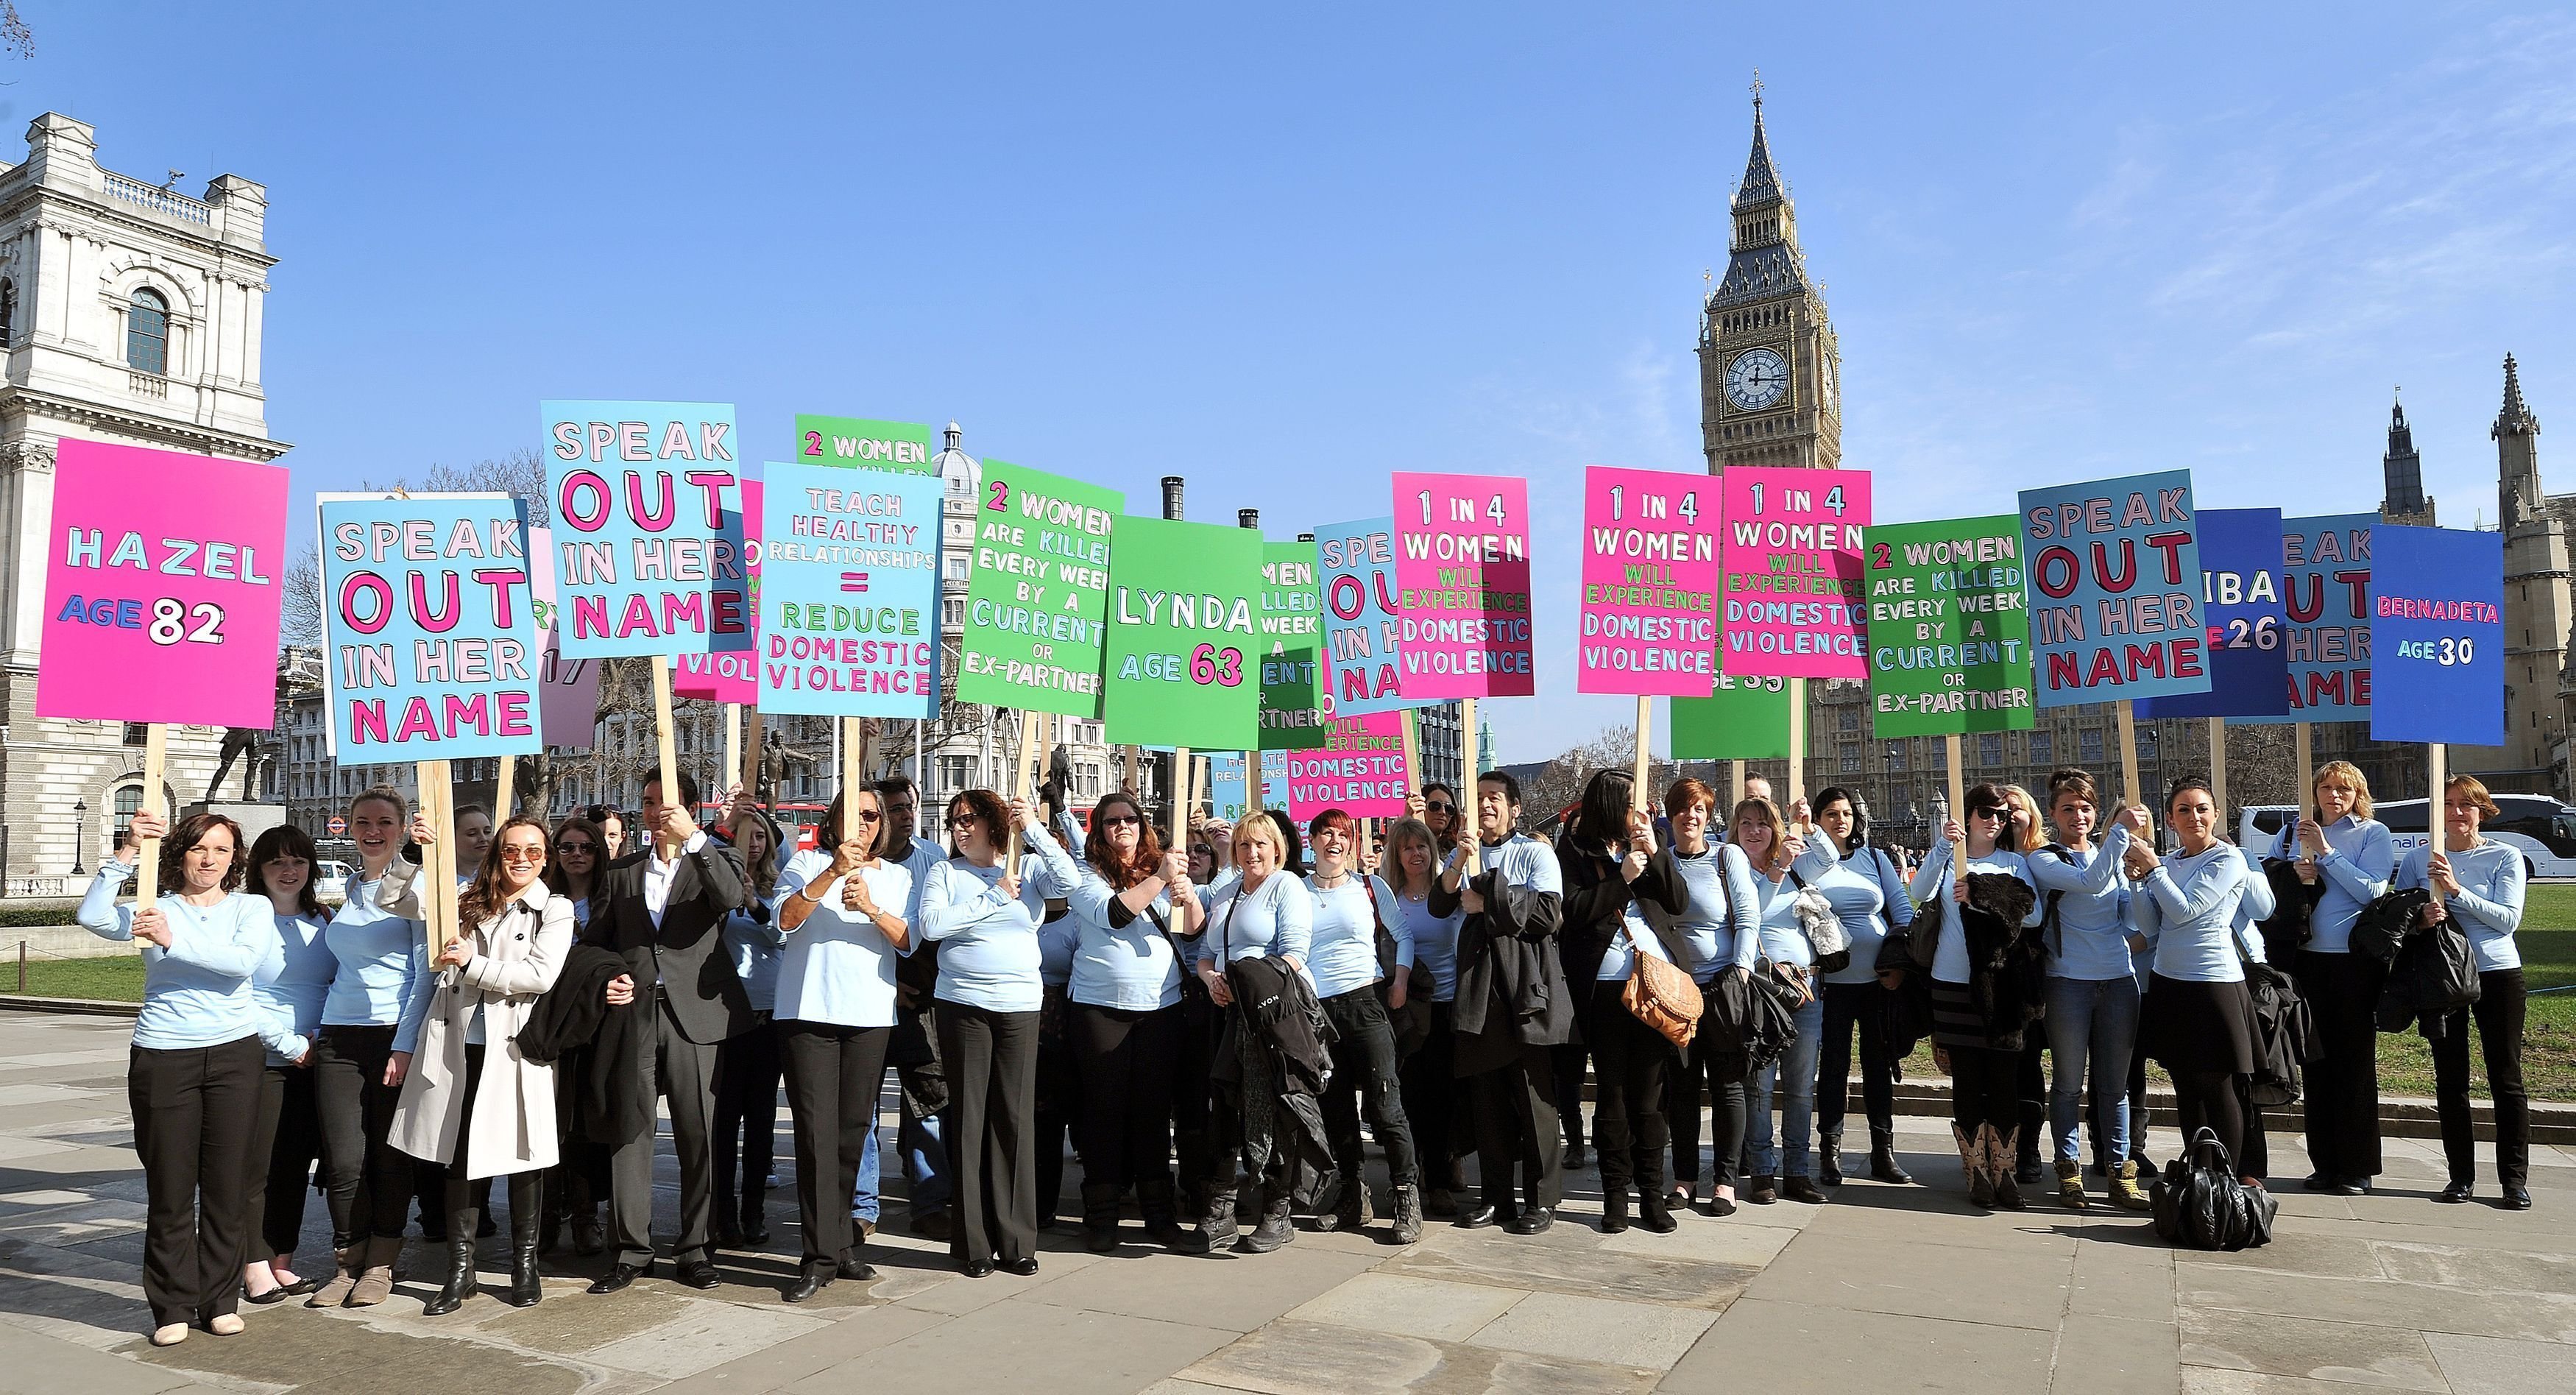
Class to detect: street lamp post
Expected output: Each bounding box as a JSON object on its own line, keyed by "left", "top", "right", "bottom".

{"left": 71, "top": 799, "right": 88, "bottom": 876}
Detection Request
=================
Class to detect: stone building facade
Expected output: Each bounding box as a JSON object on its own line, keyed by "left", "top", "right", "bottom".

{"left": 0, "top": 114, "right": 282, "bottom": 889}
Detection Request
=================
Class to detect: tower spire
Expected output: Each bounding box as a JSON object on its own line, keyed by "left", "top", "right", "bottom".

{"left": 2498, "top": 353, "right": 2540, "bottom": 438}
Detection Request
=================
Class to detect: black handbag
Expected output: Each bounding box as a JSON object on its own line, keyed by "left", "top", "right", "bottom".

{"left": 2151, "top": 1127, "right": 2277, "bottom": 1251}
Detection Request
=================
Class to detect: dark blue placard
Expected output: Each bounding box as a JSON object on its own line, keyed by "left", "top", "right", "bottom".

{"left": 2137, "top": 507, "right": 2290, "bottom": 720}
{"left": 2368, "top": 526, "right": 2502, "bottom": 746}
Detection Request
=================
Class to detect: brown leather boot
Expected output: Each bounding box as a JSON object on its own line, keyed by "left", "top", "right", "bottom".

{"left": 346, "top": 1235, "right": 403, "bottom": 1307}
{"left": 306, "top": 1243, "right": 360, "bottom": 1308}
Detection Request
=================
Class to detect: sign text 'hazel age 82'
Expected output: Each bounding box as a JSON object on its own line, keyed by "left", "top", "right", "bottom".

{"left": 316, "top": 493, "right": 542, "bottom": 758}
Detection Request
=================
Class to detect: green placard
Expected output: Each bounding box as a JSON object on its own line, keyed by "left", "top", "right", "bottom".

{"left": 1669, "top": 673, "right": 1793, "bottom": 759}
{"left": 792, "top": 415, "right": 935, "bottom": 473}
{"left": 1102, "top": 516, "right": 1264, "bottom": 749}
{"left": 1258, "top": 540, "right": 1326, "bottom": 751}
{"left": 1861, "top": 515, "right": 2035, "bottom": 737}
{"left": 953, "top": 460, "right": 1124, "bottom": 718}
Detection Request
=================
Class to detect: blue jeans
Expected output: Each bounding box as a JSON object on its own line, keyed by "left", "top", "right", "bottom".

{"left": 2044, "top": 975, "right": 2140, "bottom": 1165}
{"left": 1749, "top": 994, "right": 1824, "bottom": 1179}
{"left": 852, "top": 1102, "right": 952, "bottom": 1222}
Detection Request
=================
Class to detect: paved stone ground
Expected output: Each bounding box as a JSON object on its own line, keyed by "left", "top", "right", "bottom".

{"left": 4, "top": 1009, "right": 2572, "bottom": 1394}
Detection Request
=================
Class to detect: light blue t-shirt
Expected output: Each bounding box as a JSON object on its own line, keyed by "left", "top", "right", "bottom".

{"left": 1669, "top": 843, "right": 1762, "bottom": 982}
{"left": 2133, "top": 842, "right": 2253, "bottom": 983}
{"left": 80, "top": 872, "right": 284, "bottom": 1053}
{"left": 1197, "top": 870, "right": 1314, "bottom": 975}
{"left": 319, "top": 864, "right": 431, "bottom": 1051}
{"left": 2028, "top": 826, "right": 2137, "bottom": 982}
{"left": 1390, "top": 886, "right": 1464, "bottom": 1002}
{"left": 1064, "top": 866, "right": 1185, "bottom": 1011}
{"left": 1305, "top": 873, "right": 1407, "bottom": 1000}
{"left": 1749, "top": 868, "right": 1811, "bottom": 969}
{"left": 773, "top": 851, "right": 913, "bottom": 1027}
{"left": 255, "top": 908, "right": 336, "bottom": 1064}
{"left": 1912, "top": 840, "right": 2042, "bottom": 986}
{"left": 919, "top": 828, "right": 1083, "bottom": 1014}
{"left": 2394, "top": 839, "right": 2524, "bottom": 973}
{"left": 722, "top": 903, "right": 785, "bottom": 1014}
{"left": 1790, "top": 840, "right": 1889, "bottom": 984}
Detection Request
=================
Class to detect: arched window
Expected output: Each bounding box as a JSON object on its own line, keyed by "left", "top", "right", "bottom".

{"left": 127, "top": 288, "right": 169, "bottom": 375}
{"left": 113, "top": 784, "right": 144, "bottom": 848}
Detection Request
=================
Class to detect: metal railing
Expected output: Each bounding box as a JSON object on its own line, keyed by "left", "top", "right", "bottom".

{"left": 102, "top": 171, "right": 211, "bottom": 225}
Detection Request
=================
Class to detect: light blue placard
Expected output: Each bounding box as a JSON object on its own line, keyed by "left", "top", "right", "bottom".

{"left": 542, "top": 400, "right": 751, "bottom": 659}
{"left": 757, "top": 460, "right": 942, "bottom": 718}
{"left": 1315, "top": 515, "right": 1423, "bottom": 717}
{"left": 2017, "top": 469, "right": 2212, "bottom": 709}
{"left": 1207, "top": 750, "right": 1289, "bottom": 822}
{"left": 318, "top": 493, "right": 543, "bottom": 763}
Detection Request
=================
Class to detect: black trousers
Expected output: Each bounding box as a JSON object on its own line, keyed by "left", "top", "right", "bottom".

{"left": 130, "top": 1034, "right": 263, "bottom": 1327}
{"left": 1033, "top": 991, "right": 1080, "bottom": 1226}
{"left": 2173, "top": 1070, "right": 2247, "bottom": 1173}
{"left": 1945, "top": 1042, "right": 2019, "bottom": 1134}
{"left": 1586, "top": 981, "right": 1673, "bottom": 1196}
{"left": 245, "top": 1060, "right": 321, "bottom": 1263}
{"left": 1669, "top": 997, "right": 1749, "bottom": 1190}
{"left": 1815, "top": 980, "right": 1897, "bottom": 1138}
{"left": 438, "top": 1043, "right": 543, "bottom": 1224}
{"left": 2297, "top": 950, "right": 2387, "bottom": 1179}
{"left": 1171, "top": 985, "right": 1220, "bottom": 1201}
{"left": 1466, "top": 1041, "right": 1560, "bottom": 1212}
{"left": 2432, "top": 967, "right": 2529, "bottom": 1189}
{"left": 1398, "top": 1004, "right": 1465, "bottom": 1191}
{"left": 610, "top": 995, "right": 720, "bottom": 1268}
{"left": 779, "top": 1020, "right": 891, "bottom": 1270}
{"left": 1319, "top": 988, "right": 1419, "bottom": 1192}
{"left": 2240, "top": 1081, "right": 2270, "bottom": 1182}
{"left": 314, "top": 1025, "right": 414, "bottom": 1245}
{"left": 712, "top": 1016, "right": 784, "bottom": 1224}
{"left": 1071, "top": 1002, "right": 1179, "bottom": 1195}
{"left": 1551, "top": 1042, "right": 1589, "bottom": 1149}
{"left": 2017, "top": 1033, "right": 2048, "bottom": 1157}
{"left": 937, "top": 1001, "right": 1039, "bottom": 1265}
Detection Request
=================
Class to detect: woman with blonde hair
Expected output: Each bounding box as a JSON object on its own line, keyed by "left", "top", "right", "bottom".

{"left": 2395, "top": 774, "right": 2530, "bottom": 1209}
{"left": 1999, "top": 783, "right": 2050, "bottom": 1185}
{"left": 1387, "top": 815, "right": 1471, "bottom": 1214}
{"left": 387, "top": 815, "right": 575, "bottom": 1315}
{"left": 1195, "top": 813, "right": 1314, "bottom": 1252}
{"left": 2290, "top": 760, "right": 2395, "bottom": 1196}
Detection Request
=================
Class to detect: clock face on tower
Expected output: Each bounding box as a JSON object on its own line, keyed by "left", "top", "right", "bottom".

{"left": 1725, "top": 347, "right": 1789, "bottom": 412}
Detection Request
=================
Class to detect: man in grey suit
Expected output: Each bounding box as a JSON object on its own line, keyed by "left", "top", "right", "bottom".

{"left": 584, "top": 771, "right": 751, "bottom": 1293}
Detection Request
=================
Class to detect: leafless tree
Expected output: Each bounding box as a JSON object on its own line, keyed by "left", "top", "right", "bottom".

{"left": 1, "top": 4, "right": 32, "bottom": 60}
{"left": 1520, "top": 723, "right": 1680, "bottom": 830}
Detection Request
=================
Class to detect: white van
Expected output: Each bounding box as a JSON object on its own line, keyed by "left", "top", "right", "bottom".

{"left": 2237, "top": 796, "right": 2576, "bottom": 880}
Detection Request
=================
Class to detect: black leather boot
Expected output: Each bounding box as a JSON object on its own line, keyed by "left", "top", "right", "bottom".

{"left": 1198, "top": 1172, "right": 1239, "bottom": 1251}
{"left": 502, "top": 1179, "right": 543, "bottom": 1307}
{"left": 1317, "top": 1169, "right": 1371, "bottom": 1234}
{"left": 1137, "top": 1176, "right": 1190, "bottom": 1251}
{"left": 1600, "top": 1185, "right": 1630, "bottom": 1234}
{"left": 422, "top": 1208, "right": 481, "bottom": 1316}
{"left": 1818, "top": 1127, "right": 1844, "bottom": 1186}
{"left": 1080, "top": 1182, "right": 1123, "bottom": 1253}
{"left": 1388, "top": 1184, "right": 1425, "bottom": 1245}
{"left": 1869, "top": 1126, "right": 1914, "bottom": 1184}
{"left": 1240, "top": 1186, "right": 1295, "bottom": 1254}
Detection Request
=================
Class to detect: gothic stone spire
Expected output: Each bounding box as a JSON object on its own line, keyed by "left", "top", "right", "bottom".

{"left": 2497, "top": 353, "right": 2541, "bottom": 439}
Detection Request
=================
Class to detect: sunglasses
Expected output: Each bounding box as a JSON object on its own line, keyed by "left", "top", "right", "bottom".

{"left": 1100, "top": 814, "right": 1141, "bottom": 828}
{"left": 498, "top": 847, "right": 545, "bottom": 864}
{"left": 1424, "top": 802, "right": 1454, "bottom": 814}
{"left": 1970, "top": 808, "right": 2009, "bottom": 822}
{"left": 849, "top": 810, "right": 882, "bottom": 824}
{"left": 555, "top": 840, "right": 595, "bottom": 854}
{"left": 946, "top": 814, "right": 980, "bottom": 828}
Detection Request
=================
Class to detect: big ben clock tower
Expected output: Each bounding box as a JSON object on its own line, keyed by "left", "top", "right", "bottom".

{"left": 1699, "top": 78, "right": 1841, "bottom": 472}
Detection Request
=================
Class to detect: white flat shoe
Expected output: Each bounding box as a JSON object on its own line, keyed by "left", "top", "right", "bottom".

{"left": 150, "top": 1324, "right": 188, "bottom": 1346}
{"left": 207, "top": 1314, "right": 244, "bottom": 1336}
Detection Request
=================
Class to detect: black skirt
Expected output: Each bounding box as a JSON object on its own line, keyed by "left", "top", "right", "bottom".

{"left": 1928, "top": 979, "right": 1995, "bottom": 1050}
{"left": 2142, "top": 973, "right": 2258, "bottom": 1076}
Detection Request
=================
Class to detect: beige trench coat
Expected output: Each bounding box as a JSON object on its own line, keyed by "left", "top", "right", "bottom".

{"left": 388, "top": 869, "right": 574, "bottom": 1178}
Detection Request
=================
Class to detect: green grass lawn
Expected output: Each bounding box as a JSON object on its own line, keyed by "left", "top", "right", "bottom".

{"left": 1897, "top": 884, "right": 2576, "bottom": 1103}
{"left": 11, "top": 953, "right": 148, "bottom": 1001}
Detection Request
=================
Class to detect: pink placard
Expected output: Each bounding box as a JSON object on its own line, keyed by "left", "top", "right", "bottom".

{"left": 673, "top": 478, "right": 761, "bottom": 702}
{"left": 1577, "top": 465, "right": 1722, "bottom": 696}
{"left": 1286, "top": 712, "right": 1412, "bottom": 819}
{"left": 1720, "top": 466, "right": 1871, "bottom": 679}
{"left": 528, "top": 526, "right": 602, "bottom": 750}
{"left": 38, "top": 440, "right": 288, "bottom": 727}
{"left": 1390, "top": 471, "right": 1535, "bottom": 699}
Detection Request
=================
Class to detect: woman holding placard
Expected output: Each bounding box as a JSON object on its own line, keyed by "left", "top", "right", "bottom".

{"left": 1387, "top": 816, "right": 1470, "bottom": 1215}
{"left": 1556, "top": 773, "right": 1686, "bottom": 1233}
{"left": 240, "top": 826, "right": 336, "bottom": 1304}
{"left": 2292, "top": 761, "right": 2396, "bottom": 1196}
{"left": 1911, "top": 784, "right": 2047, "bottom": 1210}
{"left": 772, "top": 788, "right": 914, "bottom": 1300}
{"left": 713, "top": 802, "right": 787, "bottom": 1251}
{"left": 1195, "top": 814, "right": 1314, "bottom": 1253}
{"left": 386, "top": 816, "right": 573, "bottom": 1315}
{"left": 81, "top": 810, "right": 280, "bottom": 1346}
{"left": 306, "top": 788, "right": 431, "bottom": 1308}
{"left": 2025, "top": 771, "right": 2146, "bottom": 1211}
{"left": 1802, "top": 788, "right": 1916, "bottom": 1188}
{"left": 2396, "top": 775, "right": 2532, "bottom": 1209}
{"left": 1660, "top": 778, "right": 1762, "bottom": 1216}
{"left": 1063, "top": 791, "right": 1205, "bottom": 1252}
{"left": 537, "top": 815, "right": 608, "bottom": 1256}
{"left": 919, "top": 788, "right": 1083, "bottom": 1277}
{"left": 2000, "top": 785, "right": 2053, "bottom": 1189}
{"left": 1738, "top": 799, "right": 1825, "bottom": 1207}
{"left": 1305, "top": 808, "right": 1424, "bottom": 1243}
{"left": 2130, "top": 780, "right": 2260, "bottom": 1176}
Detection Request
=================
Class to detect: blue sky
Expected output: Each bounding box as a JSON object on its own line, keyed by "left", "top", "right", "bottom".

{"left": 13, "top": 2, "right": 2574, "bottom": 761}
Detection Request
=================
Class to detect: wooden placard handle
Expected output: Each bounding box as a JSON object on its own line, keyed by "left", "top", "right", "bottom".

{"left": 651, "top": 655, "right": 682, "bottom": 855}
{"left": 1171, "top": 746, "right": 1193, "bottom": 848}
{"left": 132, "top": 724, "right": 167, "bottom": 906}
{"left": 1945, "top": 732, "right": 1968, "bottom": 877}
{"left": 1631, "top": 695, "right": 1653, "bottom": 814}
{"left": 1005, "top": 710, "right": 1037, "bottom": 864}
